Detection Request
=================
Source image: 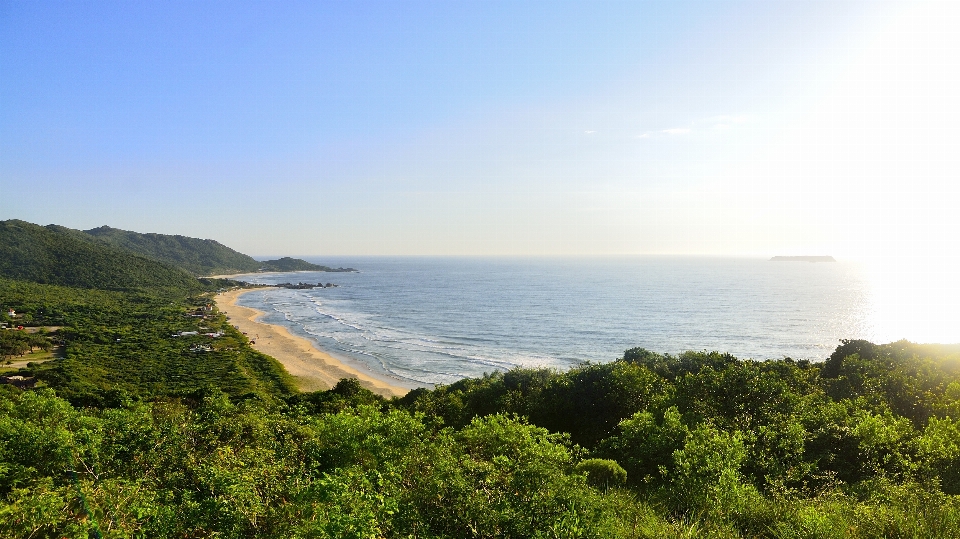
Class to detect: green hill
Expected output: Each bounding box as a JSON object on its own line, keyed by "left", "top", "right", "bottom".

{"left": 84, "top": 226, "right": 348, "bottom": 275}
{"left": 84, "top": 225, "right": 263, "bottom": 276}
{"left": 0, "top": 220, "right": 200, "bottom": 291}
{"left": 1, "top": 219, "right": 351, "bottom": 283}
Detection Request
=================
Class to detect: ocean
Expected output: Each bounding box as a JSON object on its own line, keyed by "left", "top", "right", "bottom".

{"left": 225, "top": 256, "right": 939, "bottom": 388}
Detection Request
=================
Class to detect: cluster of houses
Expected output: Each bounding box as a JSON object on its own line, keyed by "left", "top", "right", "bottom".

{"left": 2, "top": 309, "right": 24, "bottom": 330}
{"left": 175, "top": 304, "right": 226, "bottom": 352}
{"left": 187, "top": 304, "right": 216, "bottom": 318}
{"left": 172, "top": 330, "right": 225, "bottom": 338}
{"left": 173, "top": 331, "right": 222, "bottom": 353}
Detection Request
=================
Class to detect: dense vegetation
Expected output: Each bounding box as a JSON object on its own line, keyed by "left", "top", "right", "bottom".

{"left": 0, "top": 221, "right": 201, "bottom": 291}
{"left": 0, "top": 278, "right": 293, "bottom": 405}
{"left": 84, "top": 225, "right": 267, "bottom": 276}
{"left": 0, "top": 328, "right": 52, "bottom": 360}
{"left": 6, "top": 283, "right": 960, "bottom": 539}
{"left": 3, "top": 224, "right": 960, "bottom": 536}
{"left": 84, "top": 226, "right": 351, "bottom": 275}
{"left": 5, "top": 334, "right": 960, "bottom": 537}
{"left": 2, "top": 220, "right": 350, "bottom": 284}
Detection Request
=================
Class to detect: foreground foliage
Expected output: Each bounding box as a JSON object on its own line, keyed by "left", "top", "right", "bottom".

{"left": 0, "top": 389, "right": 633, "bottom": 538}
{"left": 3, "top": 373, "right": 960, "bottom": 538}
{"left": 3, "top": 270, "right": 960, "bottom": 536}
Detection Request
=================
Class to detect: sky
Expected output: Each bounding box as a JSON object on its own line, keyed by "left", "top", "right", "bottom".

{"left": 1, "top": 0, "right": 958, "bottom": 262}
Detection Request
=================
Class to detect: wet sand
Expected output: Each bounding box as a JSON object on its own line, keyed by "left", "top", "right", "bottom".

{"left": 215, "top": 288, "right": 409, "bottom": 398}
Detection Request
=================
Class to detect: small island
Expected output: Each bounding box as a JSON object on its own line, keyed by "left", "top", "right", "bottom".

{"left": 769, "top": 255, "right": 836, "bottom": 262}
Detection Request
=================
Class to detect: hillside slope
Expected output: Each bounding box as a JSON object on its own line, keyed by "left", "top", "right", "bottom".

{"left": 0, "top": 220, "right": 200, "bottom": 291}
{"left": 84, "top": 225, "right": 263, "bottom": 275}
{"left": 84, "top": 226, "right": 347, "bottom": 275}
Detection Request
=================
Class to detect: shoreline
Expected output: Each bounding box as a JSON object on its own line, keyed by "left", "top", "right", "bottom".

{"left": 215, "top": 287, "right": 410, "bottom": 398}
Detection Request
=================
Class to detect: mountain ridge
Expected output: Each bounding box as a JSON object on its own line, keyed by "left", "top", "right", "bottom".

{"left": 0, "top": 220, "right": 201, "bottom": 291}
{"left": 83, "top": 225, "right": 264, "bottom": 276}
{"left": 0, "top": 220, "right": 353, "bottom": 289}
{"left": 83, "top": 225, "right": 353, "bottom": 275}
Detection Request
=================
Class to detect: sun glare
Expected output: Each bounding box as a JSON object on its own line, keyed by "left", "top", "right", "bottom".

{"left": 862, "top": 257, "right": 960, "bottom": 345}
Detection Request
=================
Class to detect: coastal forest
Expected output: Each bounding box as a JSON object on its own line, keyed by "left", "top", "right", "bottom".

{"left": 0, "top": 219, "right": 349, "bottom": 281}
{"left": 3, "top": 220, "right": 960, "bottom": 538}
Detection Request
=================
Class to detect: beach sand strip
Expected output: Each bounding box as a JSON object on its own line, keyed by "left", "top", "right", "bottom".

{"left": 215, "top": 288, "right": 408, "bottom": 398}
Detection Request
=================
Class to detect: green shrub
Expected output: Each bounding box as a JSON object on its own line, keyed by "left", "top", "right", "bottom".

{"left": 576, "top": 458, "right": 627, "bottom": 490}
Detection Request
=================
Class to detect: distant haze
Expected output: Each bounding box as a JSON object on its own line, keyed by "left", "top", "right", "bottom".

{"left": 2, "top": 1, "right": 957, "bottom": 267}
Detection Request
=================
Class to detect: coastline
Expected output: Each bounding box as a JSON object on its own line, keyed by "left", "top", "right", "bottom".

{"left": 208, "top": 270, "right": 319, "bottom": 279}
{"left": 215, "top": 287, "right": 410, "bottom": 398}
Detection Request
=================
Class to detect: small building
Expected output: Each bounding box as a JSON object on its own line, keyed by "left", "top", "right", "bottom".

{"left": 0, "top": 375, "right": 35, "bottom": 388}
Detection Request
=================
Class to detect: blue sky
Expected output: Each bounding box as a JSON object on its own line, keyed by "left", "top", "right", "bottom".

{"left": 2, "top": 1, "right": 957, "bottom": 262}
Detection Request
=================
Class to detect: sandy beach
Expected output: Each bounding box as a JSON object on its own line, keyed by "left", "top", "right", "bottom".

{"left": 215, "top": 288, "right": 409, "bottom": 398}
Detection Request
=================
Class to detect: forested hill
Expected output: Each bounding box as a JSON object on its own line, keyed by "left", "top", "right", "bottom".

{"left": 0, "top": 219, "right": 347, "bottom": 280}
{"left": 84, "top": 225, "right": 351, "bottom": 275}
{"left": 0, "top": 220, "right": 201, "bottom": 291}
{"left": 84, "top": 225, "right": 264, "bottom": 276}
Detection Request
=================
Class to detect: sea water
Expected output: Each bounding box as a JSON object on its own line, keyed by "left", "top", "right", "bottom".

{"left": 228, "top": 256, "right": 910, "bottom": 387}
